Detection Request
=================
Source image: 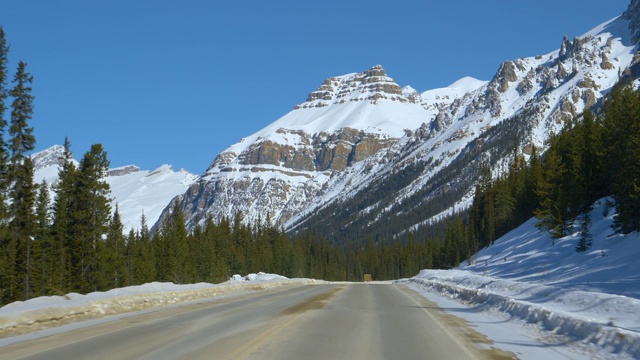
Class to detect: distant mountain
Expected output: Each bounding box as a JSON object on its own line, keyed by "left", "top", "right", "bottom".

{"left": 165, "top": 1, "right": 640, "bottom": 245}
{"left": 32, "top": 145, "right": 199, "bottom": 232}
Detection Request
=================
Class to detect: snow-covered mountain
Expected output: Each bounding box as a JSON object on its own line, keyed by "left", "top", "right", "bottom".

{"left": 32, "top": 145, "right": 199, "bottom": 233}
{"left": 168, "top": 1, "right": 640, "bottom": 242}
{"left": 168, "top": 65, "right": 434, "bottom": 229}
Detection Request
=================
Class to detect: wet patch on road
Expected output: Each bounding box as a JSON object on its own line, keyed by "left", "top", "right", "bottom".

{"left": 281, "top": 286, "right": 344, "bottom": 315}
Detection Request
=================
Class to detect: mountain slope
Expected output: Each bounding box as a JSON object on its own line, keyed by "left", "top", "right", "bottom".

{"left": 166, "top": 1, "right": 640, "bottom": 245}
{"left": 32, "top": 145, "right": 199, "bottom": 232}
{"left": 285, "top": 4, "right": 640, "bottom": 244}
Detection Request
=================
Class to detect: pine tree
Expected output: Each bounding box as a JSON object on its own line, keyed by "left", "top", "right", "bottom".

{"left": 50, "top": 138, "right": 76, "bottom": 293}
{"left": 158, "top": 201, "right": 192, "bottom": 283}
{"left": 9, "top": 157, "right": 37, "bottom": 300}
{"left": 494, "top": 175, "right": 515, "bottom": 234}
{"left": 8, "top": 61, "right": 35, "bottom": 170}
{"left": 603, "top": 84, "right": 640, "bottom": 233}
{"left": 98, "top": 205, "right": 127, "bottom": 290}
{"left": 581, "top": 111, "right": 605, "bottom": 206}
{"left": 70, "top": 144, "right": 111, "bottom": 291}
{"left": 523, "top": 145, "right": 543, "bottom": 214}
{"left": 0, "top": 28, "right": 9, "bottom": 305}
{"left": 534, "top": 139, "right": 568, "bottom": 239}
{"left": 575, "top": 213, "right": 593, "bottom": 253}
{"left": 34, "top": 180, "right": 51, "bottom": 296}
{"left": 0, "top": 26, "right": 10, "bottom": 204}
{"left": 132, "top": 212, "right": 155, "bottom": 284}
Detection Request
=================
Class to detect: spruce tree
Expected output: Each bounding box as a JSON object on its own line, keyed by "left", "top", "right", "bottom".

{"left": 8, "top": 61, "right": 35, "bottom": 170}
{"left": 9, "top": 157, "right": 37, "bottom": 300}
{"left": 534, "top": 139, "right": 568, "bottom": 239}
{"left": 50, "top": 137, "right": 76, "bottom": 293}
{"left": 159, "top": 201, "right": 192, "bottom": 283}
{"left": 34, "top": 180, "right": 51, "bottom": 295}
{"left": 603, "top": 84, "right": 640, "bottom": 233}
{"left": 132, "top": 212, "right": 155, "bottom": 284}
{"left": 70, "top": 144, "right": 111, "bottom": 292}
{"left": 581, "top": 111, "right": 605, "bottom": 206}
{"left": 0, "top": 27, "right": 8, "bottom": 302}
{"left": 99, "top": 205, "right": 126, "bottom": 290}
{"left": 0, "top": 26, "right": 10, "bottom": 194}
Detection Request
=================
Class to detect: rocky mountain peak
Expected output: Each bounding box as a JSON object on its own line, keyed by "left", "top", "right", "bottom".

{"left": 295, "top": 65, "right": 413, "bottom": 110}
{"left": 558, "top": 36, "right": 587, "bottom": 62}
{"left": 31, "top": 144, "right": 67, "bottom": 171}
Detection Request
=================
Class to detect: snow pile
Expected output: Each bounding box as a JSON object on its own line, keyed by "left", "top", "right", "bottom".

{"left": 230, "top": 272, "right": 290, "bottom": 283}
{"left": 402, "top": 198, "right": 640, "bottom": 359}
{"left": 0, "top": 274, "right": 317, "bottom": 339}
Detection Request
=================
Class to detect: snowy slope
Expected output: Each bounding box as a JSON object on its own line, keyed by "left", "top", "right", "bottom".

{"left": 420, "top": 76, "right": 488, "bottom": 112}
{"left": 32, "top": 145, "right": 199, "bottom": 233}
{"left": 402, "top": 198, "right": 640, "bottom": 359}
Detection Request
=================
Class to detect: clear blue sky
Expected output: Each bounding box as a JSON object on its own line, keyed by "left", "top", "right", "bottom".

{"left": 0, "top": 1, "right": 630, "bottom": 174}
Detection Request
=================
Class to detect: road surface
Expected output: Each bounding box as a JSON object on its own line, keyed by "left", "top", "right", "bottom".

{"left": 0, "top": 283, "right": 506, "bottom": 359}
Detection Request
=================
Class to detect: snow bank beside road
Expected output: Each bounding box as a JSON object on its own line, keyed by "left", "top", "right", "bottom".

{"left": 0, "top": 273, "right": 317, "bottom": 339}
{"left": 404, "top": 271, "right": 640, "bottom": 359}
{"left": 401, "top": 199, "right": 640, "bottom": 359}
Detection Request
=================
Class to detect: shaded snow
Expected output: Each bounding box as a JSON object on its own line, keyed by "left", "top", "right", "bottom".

{"left": 401, "top": 198, "right": 640, "bottom": 359}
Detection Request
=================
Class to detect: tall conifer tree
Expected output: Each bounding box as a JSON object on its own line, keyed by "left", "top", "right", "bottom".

{"left": 50, "top": 137, "right": 76, "bottom": 292}
{"left": 0, "top": 26, "right": 9, "bottom": 305}
{"left": 10, "top": 157, "right": 37, "bottom": 300}
{"left": 34, "top": 180, "right": 51, "bottom": 295}
{"left": 8, "top": 61, "right": 35, "bottom": 170}
{"left": 70, "top": 144, "right": 111, "bottom": 292}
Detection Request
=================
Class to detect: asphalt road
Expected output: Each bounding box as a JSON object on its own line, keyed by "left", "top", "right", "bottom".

{"left": 0, "top": 283, "right": 499, "bottom": 360}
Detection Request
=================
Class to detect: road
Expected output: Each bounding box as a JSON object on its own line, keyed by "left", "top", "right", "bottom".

{"left": 0, "top": 283, "right": 504, "bottom": 360}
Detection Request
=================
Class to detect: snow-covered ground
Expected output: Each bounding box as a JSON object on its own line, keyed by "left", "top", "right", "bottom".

{"left": 401, "top": 198, "right": 640, "bottom": 359}
{"left": 0, "top": 273, "right": 318, "bottom": 347}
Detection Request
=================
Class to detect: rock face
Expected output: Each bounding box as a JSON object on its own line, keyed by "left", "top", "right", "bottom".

{"left": 31, "top": 144, "right": 66, "bottom": 171}
{"left": 624, "top": 0, "right": 640, "bottom": 43}
{"left": 162, "top": 3, "right": 640, "bottom": 240}
{"left": 294, "top": 64, "right": 412, "bottom": 110}
{"left": 238, "top": 128, "right": 395, "bottom": 172}
{"left": 107, "top": 165, "right": 140, "bottom": 177}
